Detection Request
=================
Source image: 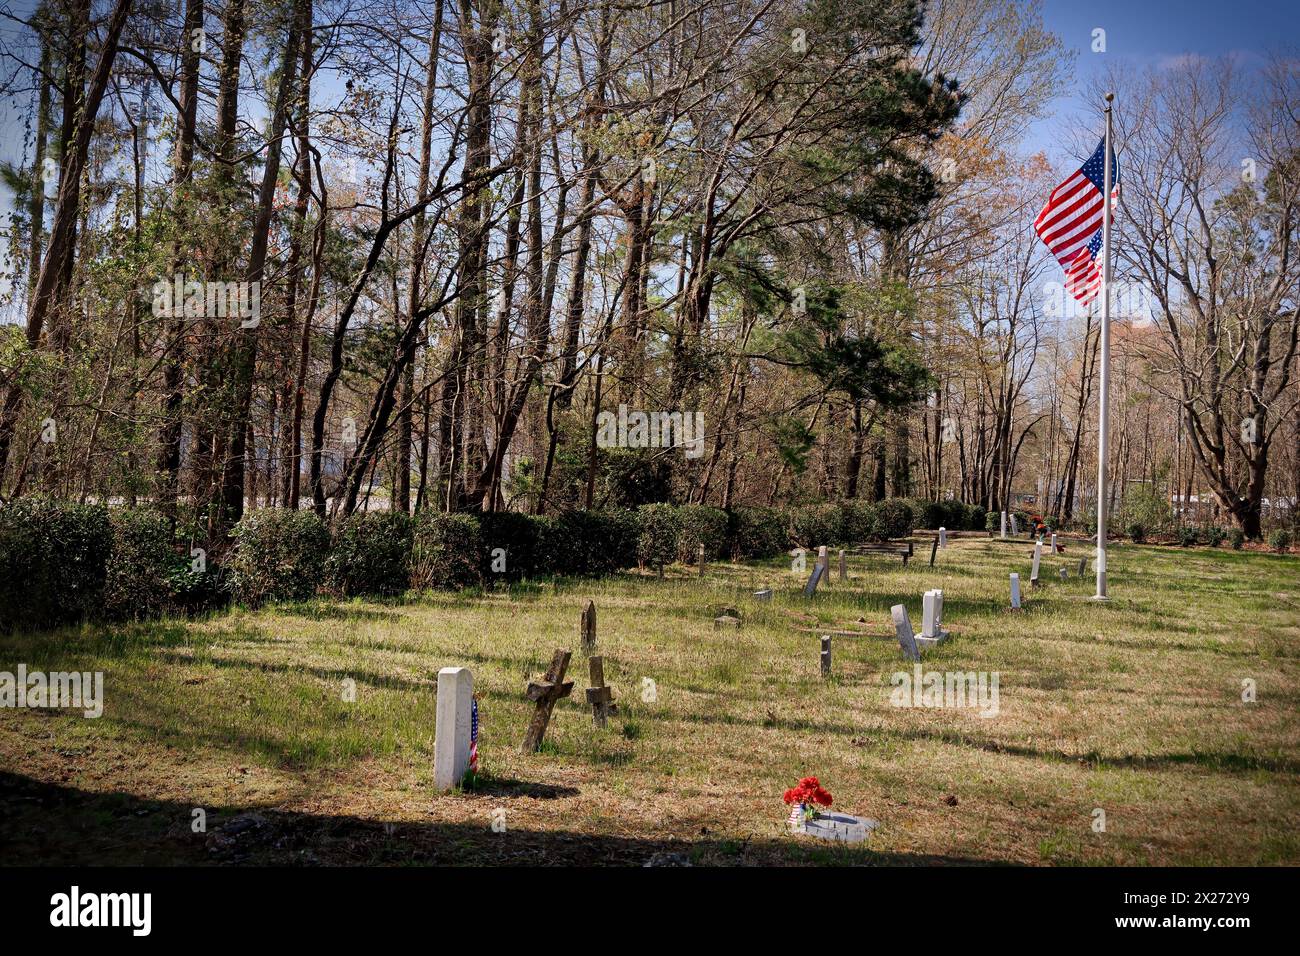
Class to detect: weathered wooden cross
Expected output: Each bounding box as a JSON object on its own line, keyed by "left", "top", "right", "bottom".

{"left": 585, "top": 655, "right": 618, "bottom": 728}
{"left": 521, "top": 649, "right": 574, "bottom": 752}
{"left": 580, "top": 600, "right": 597, "bottom": 655}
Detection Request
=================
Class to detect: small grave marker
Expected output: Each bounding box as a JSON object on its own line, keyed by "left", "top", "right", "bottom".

{"left": 753, "top": 588, "right": 773, "bottom": 602}
{"left": 929, "top": 535, "right": 939, "bottom": 568}
{"left": 1000, "top": 511, "right": 1008, "bottom": 539}
{"left": 921, "top": 589, "right": 946, "bottom": 641}
{"left": 1030, "top": 540, "right": 1043, "bottom": 588}
{"left": 838, "top": 549, "right": 847, "bottom": 582}
{"left": 939, "top": 527, "right": 947, "bottom": 549}
{"left": 1077, "top": 556, "right": 1087, "bottom": 578}
{"left": 892, "top": 604, "right": 921, "bottom": 662}
{"left": 698, "top": 544, "right": 706, "bottom": 576}
{"left": 1010, "top": 513, "right": 1019, "bottom": 535}
{"left": 1050, "top": 533, "right": 1058, "bottom": 554}
{"left": 820, "top": 635, "right": 832, "bottom": 679}
{"left": 580, "top": 600, "right": 597, "bottom": 655}
{"left": 1059, "top": 566, "right": 1068, "bottom": 581}
{"left": 585, "top": 655, "right": 617, "bottom": 729}
{"left": 1010, "top": 572, "right": 1022, "bottom": 609}
{"left": 521, "top": 649, "right": 574, "bottom": 753}
{"left": 804, "top": 562, "right": 825, "bottom": 598}
{"left": 799, "top": 812, "right": 879, "bottom": 843}
{"left": 434, "top": 667, "right": 475, "bottom": 790}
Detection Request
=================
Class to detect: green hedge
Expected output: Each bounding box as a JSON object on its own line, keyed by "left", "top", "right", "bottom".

{"left": 0, "top": 498, "right": 112, "bottom": 632}
{"left": 0, "top": 495, "right": 972, "bottom": 629}
{"left": 229, "top": 510, "right": 330, "bottom": 606}
{"left": 326, "top": 511, "right": 414, "bottom": 596}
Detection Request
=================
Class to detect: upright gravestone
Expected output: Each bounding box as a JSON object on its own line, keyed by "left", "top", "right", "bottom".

{"left": 1009, "top": 572, "right": 1022, "bottom": 609}
{"left": 892, "top": 604, "right": 921, "bottom": 662}
{"left": 1030, "top": 540, "right": 1043, "bottom": 589}
{"left": 804, "top": 562, "right": 825, "bottom": 598}
{"left": 922, "top": 589, "right": 946, "bottom": 640}
{"left": 929, "top": 535, "right": 939, "bottom": 568}
{"left": 585, "top": 656, "right": 617, "bottom": 729}
{"left": 1059, "top": 566, "right": 1068, "bottom": 581}
{"left": 434, "top": 667, "right": 475, "bottom": 790}
{"left": 1077, "top": 556, "right": 1087, "bottom": 578}
{"left": 838, "top": 549, "right": 847, "bottom": 583}
{"left": 1050, "top": 533, "right": 1058, "bottom": 555}
{"left": 820, "top": 635, "right": 832, "bottom": 679}
{"left": 1000, "top": 511, "right": 1008, "bottom": 539}
{"left": 581, "top": 601, "right": 597, "bottom": 655}
{"left": 939, "top": 527, "right": 947, "bottom": 549}
{"left": 698, "top": 544, "right": 706, "bottom": 577}
{"left": 1010, "top": 513, "right": 1019, "bottom": 536}
{"left": 754, "top": 588, "right": 773, "bottom": 602}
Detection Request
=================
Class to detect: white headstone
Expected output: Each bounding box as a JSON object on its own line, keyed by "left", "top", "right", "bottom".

{"left": 892, "top": 604, "right": 920, "bottom": 662}
{"left": 838, "top": 549, "right": 847, "bottom": 582}
{"left": 938, "top": 527, "right": 947, "bottom": 548}
{"left": 816, "top": 546, "right": 828, "bottom": 571}
{"left": 1030, "top": 540, "right": 1042, "bottom": 585}
{"left": 1050, "top": 533, "right": 1058, "bottom": 554}
{"left": 1010, "top": 514, "right": 1019, "bottom": 535}
{"left": 434, "top": 667, "right": 474, "bottom": 790}
{"left": 921, "top": 588, "right": 946, "bottom": 639}
{"left": 1000, "top": 512, "right": 1007, "bottom": 539}
{"left": 1010, "top": 572, "right": 1021, "bottom": 609}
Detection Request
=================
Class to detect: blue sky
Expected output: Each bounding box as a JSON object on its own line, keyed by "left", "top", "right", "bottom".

{"left": 1026, "top": 0, "right": 1299, "bottom": 162}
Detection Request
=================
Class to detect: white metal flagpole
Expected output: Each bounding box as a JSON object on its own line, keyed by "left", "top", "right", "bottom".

{"left": 1094, "top": 93, "right": 1116, "bottom": 600}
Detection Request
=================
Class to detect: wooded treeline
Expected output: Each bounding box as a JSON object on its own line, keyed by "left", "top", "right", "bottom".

{"left": 0, "top": 0, "right": 1295, "bottom": 544}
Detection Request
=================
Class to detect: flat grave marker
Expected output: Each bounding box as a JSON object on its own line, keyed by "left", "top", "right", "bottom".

{"left": 798, "top": 812, "right": 879, "bottom": 843}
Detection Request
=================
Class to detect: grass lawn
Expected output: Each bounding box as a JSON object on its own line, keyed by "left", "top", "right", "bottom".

{"left": 2, "top": 535, "right": 1298, "bottom": 866}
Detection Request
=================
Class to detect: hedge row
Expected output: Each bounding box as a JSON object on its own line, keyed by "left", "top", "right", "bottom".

{"left": 0, "top": 496, "right": 948, "bottom": 630}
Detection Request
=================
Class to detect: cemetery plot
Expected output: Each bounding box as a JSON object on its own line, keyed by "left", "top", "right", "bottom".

{"left": 1, "top": 538, "right": 1296, "bottom": 867}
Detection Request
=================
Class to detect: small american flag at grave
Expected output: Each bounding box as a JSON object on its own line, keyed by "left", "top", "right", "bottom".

{"left": 469, "top": 697, "right": 479, "bottom": 774}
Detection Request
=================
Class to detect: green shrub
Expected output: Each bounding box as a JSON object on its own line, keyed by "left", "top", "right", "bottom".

{"left": 477, "top": 511, "right": 543, "bottom": 580}
{"left": 871, "top": 498, "right": 915, "bottom": 540}
{"left": 636, "top": 504, "right": 680, "bottom": 569}
{"left": 1176, "top": 525, "right": 1200, "bottom": 548}
{"left": 229, "top": 510, "right": 330, "bottom": 606}
{"left": 543, "top": 509, "right": 639, "bottom": 576}
{"left": 104, "top": 508, "right": 186, "bottom": 620}
{"left": 1229, "top": 528, "right": 1246, "bottom": 550}
{"left": 410, "top": 512, "right": 481, "bottom": 589}
{"left": 790, "top": 503, "right": 842, "bottom": 548}
{"left": 1267, "top": 529, "right": 1293, "bottom": 553}
{"left": 0, "top": 498, "right": 113, "bottom": 632}
{"left": 1126, "top": 521, "right": 1146, "bottom": 543}
{"left": 985, "top": 511, "right": 1001, "bottom": 533}
{"left": 675, "top": 505, "right": 730, "bottom": 562}
{"left": 326, "top": 511, "right": 413, "bottom": 596}
{"left": 1204, "top": 525, "right": 1227, "bottom": 548}
{"left": 908, "top": 499, "right": 945, "bottom": 531}
{"left": 838, "top": 500, "right": 878, "bottom": 543}
{"left": 728, "top": 507, "right": 787, "bottom": 559}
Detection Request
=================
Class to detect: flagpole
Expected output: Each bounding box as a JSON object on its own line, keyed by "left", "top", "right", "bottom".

{"left": 1093, "top": 93, "right": 1115, "bottom": 600}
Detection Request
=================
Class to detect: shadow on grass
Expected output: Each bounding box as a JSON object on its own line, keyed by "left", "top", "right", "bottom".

{"left": 0, "top": 770, "right": 1007, "bottom": 867}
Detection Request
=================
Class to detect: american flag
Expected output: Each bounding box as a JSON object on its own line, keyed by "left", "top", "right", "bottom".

{"left": 468, "top": 698, "right": 479, "bottom": 774}
{"left": 788, "top": 803, "right": 804, "bottom": 832}
{"left": 1034, "top": 138, "right": 1119, "bottom": 306}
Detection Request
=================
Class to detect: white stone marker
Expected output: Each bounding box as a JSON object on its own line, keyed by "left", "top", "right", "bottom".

{"left": 1050, "top": 533, "right": 1058, "bottom": 554}
{"left": 754, "top": 588, "right": 773, "bottom": 602}
{"left": 1010, "top": 572, "right": 1022, "bottom": 609}
{"left": 838, "top": 549, "right": 847, "bottom": 582}
{"left": 1011, "top": 514, "right": 1019, "bottom": 535}
{"left": 816, "top": 545, "right": 828, "bottom": 572}
{"left": 1030, "top": 540, "right": 1042, "bottom": 588}
{"left": 921, "top": 588, "right": 947, "bottom": 642}
{"left": 1000, "top": 511, "right": 1008, "bottom": 538}
{"left": 434, "top": 667, "right": 475, "bottom": 790}
{"left": 799, "top": 811, "right": 879, "bottom": 843}
{"left": 938, "top": 527, "right": 947, "bottom": 549}
{"left": 892, "top": 604, "right": 921, "bottom": 662}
